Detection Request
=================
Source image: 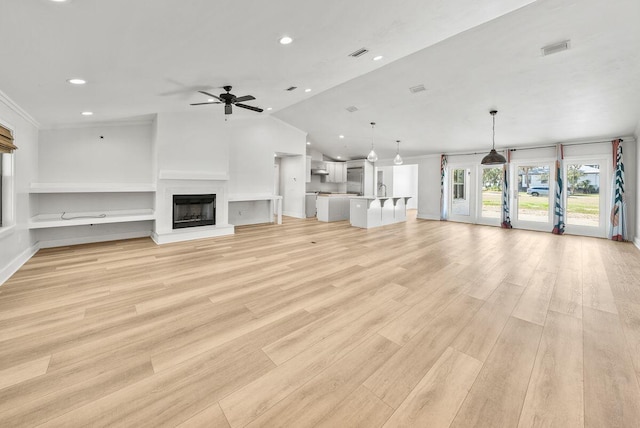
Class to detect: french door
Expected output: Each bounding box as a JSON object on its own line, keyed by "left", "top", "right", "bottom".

{"left": 511, "top": 161, "right": 554, "bottom": 232}
{"left": 563, "top": 157, "right": 609, "bottom": 237}
{"left": 448, "top": 166, "right": 474, "bottom": 223}
{"left": 447, "top": 164, "right": 503, "bottom": 226}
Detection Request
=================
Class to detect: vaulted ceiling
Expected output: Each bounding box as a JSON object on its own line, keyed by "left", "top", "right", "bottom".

{"left": 1, "top": 0, "right": 638, "bottom": 159}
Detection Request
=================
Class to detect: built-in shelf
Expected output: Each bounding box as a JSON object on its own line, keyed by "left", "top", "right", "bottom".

{"left": 29, "top": 183, "right": 156, "bottom": 193}
{"left": 28, "top": 209, "right": 156, "bottom": 229}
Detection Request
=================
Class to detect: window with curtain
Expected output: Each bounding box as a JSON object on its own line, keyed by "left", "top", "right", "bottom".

{"left": 0, "top": 124, "right": 17, "bottom": 228}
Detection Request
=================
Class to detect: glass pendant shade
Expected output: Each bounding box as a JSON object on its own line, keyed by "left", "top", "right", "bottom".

{"left": 481, "top": 110, "right": 506, "bottom": 165}
{"left": 367, "top": 122, "right": 378, "bottom": 162}
{"left": 393, "top": 140, "right": 403, "bottom": 165}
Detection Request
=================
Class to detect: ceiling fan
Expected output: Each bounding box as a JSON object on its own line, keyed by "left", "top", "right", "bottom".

{"left": 190, "top": 86, "right": 263, "bottom": 115}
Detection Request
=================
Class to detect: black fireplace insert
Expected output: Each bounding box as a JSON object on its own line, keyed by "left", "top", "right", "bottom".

{"left": 172, "top": 194, "right": 216, "bottom": 229}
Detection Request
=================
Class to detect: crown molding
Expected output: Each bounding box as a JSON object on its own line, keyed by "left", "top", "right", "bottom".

{"left": 0, "top": 89, "right": 40, "bottom": 129}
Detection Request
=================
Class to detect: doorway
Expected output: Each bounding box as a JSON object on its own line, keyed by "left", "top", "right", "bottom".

{"left": 563, "top": 158, "right": 609, "bottom": 237}
{"left": 511, "top": 162, "right": 554, "bottom": 232}
{"left": 448, "top": 165, "right": 474, "bottom": 223}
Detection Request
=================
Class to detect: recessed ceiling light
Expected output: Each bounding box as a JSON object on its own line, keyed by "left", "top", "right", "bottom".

{"left": 267, "top": 107, "right": 273, "bottom": 111}
{"left": 373, "top": 55, "right": 383, "bottom": 61}
{"left": 68, "top": 78, "right": 86, "bottom": 85}
{"left": 306, "top": 142, "right": 311, "bottom": 145}
{"left": 339, "top": 135, "right": 345, "bottom": 139}
{"left": 279, "top": 36, "right": 293, "bottom": 45}
{"left": 207, "top": 98, "right": 214, "bottom": 102}
{"left": 337, "top": 156, "right": 341, "bottom": 159}
{"left": 81, "top": 111, "right": 93, "bottom": 116}
{"left": 50, "top": 0, "right": 69, "bottom": 2}
{"left": 305, "top": 88, "right": 311, "bottom": 93}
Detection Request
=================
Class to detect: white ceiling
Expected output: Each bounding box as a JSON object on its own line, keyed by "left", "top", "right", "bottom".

{"left": 1, "top": 0, "right": 638, "bottom": 160}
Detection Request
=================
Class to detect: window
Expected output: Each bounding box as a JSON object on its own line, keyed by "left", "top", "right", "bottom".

{"left": 453, "top": 169, "right": 465, "bottom": 200}
{"left": 0, "top": 123, "right": 17, "bottom": 230}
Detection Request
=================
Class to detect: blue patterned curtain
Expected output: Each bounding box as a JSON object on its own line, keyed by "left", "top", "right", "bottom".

{"left": 552, "top": 144, "right": 565, "bottom": 234}
{"left": 610, "top": 139, "right": 627, "bottom": 241}
{"left": 501, "top": 150, "right": 512, "bottom": 228}
{"left": 440, "top": 154, "right": 447, "bottom": 220}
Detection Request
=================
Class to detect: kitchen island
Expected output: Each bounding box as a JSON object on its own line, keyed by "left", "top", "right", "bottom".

{"left": 316, "top": 194, "right": 352, "bottom": 222}
{"left": 350, "top": 196, "right": 411, "bottom": 229}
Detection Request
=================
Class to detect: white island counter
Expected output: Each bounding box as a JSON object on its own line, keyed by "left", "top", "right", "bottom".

{"left": 350, "top": 196, "right": 411, "bottom": 229}
{"left": 316, "top": 194, "right": 352, "bottom": 222}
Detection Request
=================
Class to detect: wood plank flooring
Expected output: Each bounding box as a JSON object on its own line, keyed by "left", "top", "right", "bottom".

{"left": 1, "top": 213, "right": 640, "bottom": 427}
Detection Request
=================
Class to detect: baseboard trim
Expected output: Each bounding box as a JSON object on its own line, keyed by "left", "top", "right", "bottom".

{"left": 282, "top": 211, "right": 305, "bottom": 219}
{"left": 37, "top": 231, "right": 151, "bottom": 249}
{"left": 0, "top": 243, "right": 40, "bottom": 286}
{"left": 417, "top": 212, "right": 440, "bottom": 221}
{"left": 151, "top": 225, "right": 234, "bottom": 245}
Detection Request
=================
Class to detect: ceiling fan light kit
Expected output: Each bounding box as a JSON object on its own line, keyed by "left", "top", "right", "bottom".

{"left": 481, "top": 110, "right": 507, "bottom": 165}
{"left": 190, "top": 86, "right": 263, "bottom": 116}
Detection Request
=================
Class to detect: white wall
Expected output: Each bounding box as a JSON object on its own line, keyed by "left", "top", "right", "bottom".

{"left": 280, "top": 156, "right": 305, "bottom": 217}
{"left": 228, "top": 116, "right": 306, "bottom": 197}
{"left": 156, "top": 111, "right": 229, "bottom": 175}
{"left": 39, "top": 123, "right": 154, "bottom": 183}
{"left": 0, "top": 92, "right": 39, "bottom": 285}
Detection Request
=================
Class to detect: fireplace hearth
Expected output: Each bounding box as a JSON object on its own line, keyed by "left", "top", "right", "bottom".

{"left": 173, "top": 194, "right": 216, "bottom": 229}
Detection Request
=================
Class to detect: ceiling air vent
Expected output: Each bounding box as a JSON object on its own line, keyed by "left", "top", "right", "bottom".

{"left": 348, "top": 48, "right": 369, "bottom": 58}
{"left": 345, "top": 106, "right": 358, "bottom": 112}
{"left": 409, "top": 84, "right": 426, "bottom": 94}
{"left": 541, "top": 40, "right": 570, "bottom": 56}
{"left": 285, "top": 86, "right": 298, "bottom": 91}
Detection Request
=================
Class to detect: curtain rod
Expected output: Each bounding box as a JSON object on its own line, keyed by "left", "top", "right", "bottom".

{"left": 443, "top": 138, "right": 623, "bottom": 157}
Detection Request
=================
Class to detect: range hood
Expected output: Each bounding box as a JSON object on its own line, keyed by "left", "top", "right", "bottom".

{"left": 311, "top": 168, "right": 329, "bottom": 175}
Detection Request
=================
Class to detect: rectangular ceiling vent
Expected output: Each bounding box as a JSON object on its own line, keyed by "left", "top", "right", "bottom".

{"left": 345, "top": 106, "right": 358, "bottom": 112}
{"left": 285, "top": 86, "right": 298, "bottom": 91}
{"left": 541, "top": 40, "right": 571, "bottom": 56}
{"left": 348, "top": 48, "right": 369, "bottom": 58}
{"left": 409, "top": 84, "right": 426, "bottom": 94}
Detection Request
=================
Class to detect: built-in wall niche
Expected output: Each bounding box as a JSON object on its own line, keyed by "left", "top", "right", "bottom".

{"left": 172, "top": 194, "right": 216, "bottom": 229}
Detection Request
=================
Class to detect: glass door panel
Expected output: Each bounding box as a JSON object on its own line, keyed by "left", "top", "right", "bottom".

{"left": 480, "top": 166, "right": 503, "bottom": 220}
{"left": 451, "top": 168, "right": 470, "bottom": 217}
{"left": 565, "top": 163, "right": 600, "bottom": 227}
{"left": 516, "top": 164, "right": 551, "bottom": 223}
{"left": 564, "top": 161, "right": 607, "bottom": 237}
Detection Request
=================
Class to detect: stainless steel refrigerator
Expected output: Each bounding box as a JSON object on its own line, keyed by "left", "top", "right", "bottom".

{"left": 347, "top": 167, "right": 364, "bottom": 195}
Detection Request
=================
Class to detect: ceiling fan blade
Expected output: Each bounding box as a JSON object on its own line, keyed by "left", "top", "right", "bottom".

{"left": 236, "top": 103, "right": 263, "bottom": 113}
{"left": 198, "top": 91, "right": 223, "bottom": 101}
{"left": 190, "top": 102, "right": 222, "bottom": 105}
{"left": 234, "top": 95, "right": 256, "bottom": 103}
{"left": 225, "top": 104, "right": 232, "bottom": 115}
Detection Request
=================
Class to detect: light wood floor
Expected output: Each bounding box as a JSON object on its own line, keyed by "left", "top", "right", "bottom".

{"left": 1, "top": 213, "right": 640, "bottom": 427}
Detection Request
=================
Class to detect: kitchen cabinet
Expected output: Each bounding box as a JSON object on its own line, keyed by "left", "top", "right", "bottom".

{"left": 325, "top": 162, "right": 347, "bottom": 183}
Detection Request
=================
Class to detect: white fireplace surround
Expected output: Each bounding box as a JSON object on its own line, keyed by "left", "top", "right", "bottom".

{"left": 152, "top": 172, "right": 234, "bottom": 244}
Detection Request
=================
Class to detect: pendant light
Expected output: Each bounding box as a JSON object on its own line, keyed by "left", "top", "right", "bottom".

{"left": 481, "top": 110, "right": 507, "bottom": 165}
{"left": 367, "top": 122, "right": 378, "bottom": 162}
{"left": 393, "top": 140, "right": 403, "bottom": 165}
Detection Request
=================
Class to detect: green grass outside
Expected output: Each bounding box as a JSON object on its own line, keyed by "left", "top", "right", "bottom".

{"left": 481, "top": 191, "right": 599, "bottom": 215}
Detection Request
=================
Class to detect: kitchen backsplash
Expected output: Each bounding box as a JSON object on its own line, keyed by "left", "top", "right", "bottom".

{"left": 306, "top": 175, "right": 347, "bottom": 193}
